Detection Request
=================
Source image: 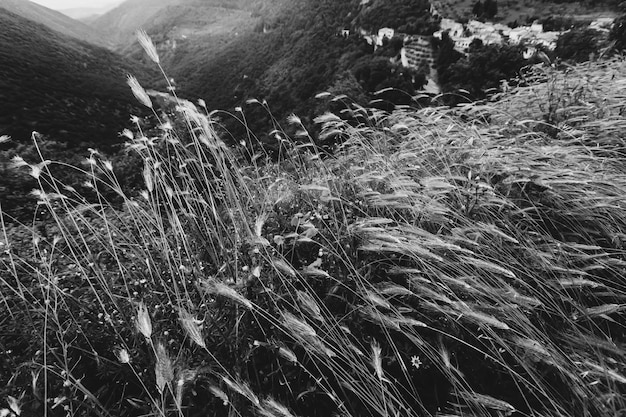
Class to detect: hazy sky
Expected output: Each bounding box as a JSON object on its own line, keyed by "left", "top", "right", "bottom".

{"left": 30, "top": 0, "right": 120, "bottom": 10}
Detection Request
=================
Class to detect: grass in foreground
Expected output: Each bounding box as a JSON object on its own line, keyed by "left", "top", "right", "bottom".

{"left": 1, "top": 42, "right": 626, "bottom": 417}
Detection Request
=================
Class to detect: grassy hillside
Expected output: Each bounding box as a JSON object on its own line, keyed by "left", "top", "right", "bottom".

{"left": 1, "top": 54, "right": 626, "bottom": 416}
{"left": 0, "top": 0, "right": 110, "bottom": 47}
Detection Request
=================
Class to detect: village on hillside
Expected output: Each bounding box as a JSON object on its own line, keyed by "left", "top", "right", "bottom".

{"left": 343, "top": 2, "right": 616, "bottom": 93}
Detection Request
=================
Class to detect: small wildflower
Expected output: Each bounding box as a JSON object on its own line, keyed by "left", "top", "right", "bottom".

{"left": 410, "top": 355, "right": 422, "bottom": 370}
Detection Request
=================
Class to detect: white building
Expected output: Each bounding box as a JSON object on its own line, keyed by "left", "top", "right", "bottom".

{"left": 508, "top": 27, "right": 532, "bottom": 44}
{"left": 378, "top": 28, "right": 395, "bottom": 43}
{"left": 530, "top": 22, "right": 544, "bottom": 33}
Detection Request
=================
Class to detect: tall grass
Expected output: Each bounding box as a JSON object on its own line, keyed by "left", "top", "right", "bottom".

{"left": 1, "top": 39, "right": 626, "bottom": 417}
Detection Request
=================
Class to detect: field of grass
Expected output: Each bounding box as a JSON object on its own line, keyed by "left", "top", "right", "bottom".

{"left": 1, "top": 36, "right": 626, "bottom": 416}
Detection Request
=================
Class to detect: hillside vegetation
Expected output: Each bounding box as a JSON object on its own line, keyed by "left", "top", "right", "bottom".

{"left": 0, "top": 8, "right": 155, "bottom": 147}
{"left": 1, "top": 33, "right": 626, "bottom": 416}
{"left": 92, "top": 0, "right": 279, "bottom": 48}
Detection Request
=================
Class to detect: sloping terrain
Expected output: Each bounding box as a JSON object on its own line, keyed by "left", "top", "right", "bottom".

{"left": 59, "top": 0, "right": 123, "bottom": 20}
{"left": 0, "top": 0, "right": 110, "bottom": 47}
{"left": 2, "top": 59, "right": 626, "bottom": 416}
{"left": 92, "top": 0, "right": 276, "bottom": 49}
{"left": 0, "top": 7, "right": 154, "bottom": 148}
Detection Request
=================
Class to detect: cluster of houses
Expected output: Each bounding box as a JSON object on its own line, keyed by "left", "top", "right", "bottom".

{"left": 434, "top": 16, "right": 614, "bottom": 57}
{"left": 340, "top": 2, "right": 615, "bottom": 93}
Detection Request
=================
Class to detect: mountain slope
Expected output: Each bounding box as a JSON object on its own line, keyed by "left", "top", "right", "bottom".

{"left": 0, "top": 7, "right": 154, "bottom": 149}
{"left": 0, "top": 0, "right": 109, "bottom": 47}
{"left": 59, "top": 0, "right": 123, "bottom": 20}
{"left": 92, "top": 0, "right": 279, "bottom": 49}
{"left": 167, "top": 0, "right": 430, "bottom": 125}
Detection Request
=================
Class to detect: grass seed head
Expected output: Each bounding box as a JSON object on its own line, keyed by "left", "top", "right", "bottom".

{"left": 127, "top": 75, "right": 153, "bottom": 108}
{"left": 179, "top": 309, "right": 206, "bottom": 349}
{"left": 155, "top": 341, "right": 174, "bottom": 394}
{"left": 135, "top": 302, "right": 152, "bottom": 340}
{"left": 136, "top": 29, "right": 160, "bottom": 64}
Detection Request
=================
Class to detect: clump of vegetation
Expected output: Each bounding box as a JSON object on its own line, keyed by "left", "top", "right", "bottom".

{"left": 555, "top": 28, "right": 604, "bottom": 62}
{"left": 1, "top": 34, "right": 626, "bottom": 417}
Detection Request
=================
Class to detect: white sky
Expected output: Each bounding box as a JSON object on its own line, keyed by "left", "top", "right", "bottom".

{"left": 30, "top": 0, "right": 119, "bottom": 10}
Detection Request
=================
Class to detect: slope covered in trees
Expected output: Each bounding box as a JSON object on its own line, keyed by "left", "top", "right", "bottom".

{"left": 0, "top": 0, "right": 109, "bottom": 47}
{"left": 0, "top": 8, "right": 154, "bottom": 148}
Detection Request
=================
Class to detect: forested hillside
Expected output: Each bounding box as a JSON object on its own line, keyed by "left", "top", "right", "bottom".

{"left": 0, "top": 8, "right": 157, "bottom": 219}
{"left": 0, "top": 8, "right": 155, "bottom": 148}
{"left": 0, "top": 0, "right": 110, "bottom": 46}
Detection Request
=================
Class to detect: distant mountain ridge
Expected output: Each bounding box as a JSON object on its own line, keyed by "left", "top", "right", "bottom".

{"left": 59, "top": 0, "right": 124, "bottom": 21}
{"left": 0, "top": 0, "right": 110, "bottom": 47}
